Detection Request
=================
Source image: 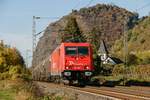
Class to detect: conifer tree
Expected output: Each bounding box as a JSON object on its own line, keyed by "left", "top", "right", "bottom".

{"left": 61, "top": 16, "right": 85, "bottom": 42}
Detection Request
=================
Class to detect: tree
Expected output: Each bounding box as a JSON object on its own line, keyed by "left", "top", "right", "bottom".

{"left": 61, "top": 16, "right": 86, "bottom": 42}
{"left": 86, "top": 27, "right": 100, "bottom": 55}
{"left": 0, "top": 44, "right": 25, "bottom": 73}
{"left": 85, "top": 27, "right": 101, "bottom": 74}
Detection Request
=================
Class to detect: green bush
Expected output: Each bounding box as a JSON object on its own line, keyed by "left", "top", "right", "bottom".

{"left": 112, "top": 65, "right": 150, "bottom": 82}
{"left": 129, "top": 65, "right": 150, "bottom": 81}
{"left": 0, "top": 41, "right": 31, "bottom": 80}
{"left": 141, "top": 55, "right": 150, "bottom": 64}
{"left": 20, "top": 74, "right": 32, "bottom": 81}
{"left": 0, "top": 72, "right": 10, "bottom": 80}
{"left": 136, "top": 51, "right": 150, "bottom": 64}
{"left": 101, "top": 64, "right": 114, "bottom": 76}
{"left": 112, "top": 64, "right": 125, "bottom": 76}
{"left": 9, "top": 65, "right": 22, "bottom": 75}
{"left": 127, "top": 53, "right": 139, "bottom": 65}
{"left": 11, "top": 74, "right": 21, "bottom": 80}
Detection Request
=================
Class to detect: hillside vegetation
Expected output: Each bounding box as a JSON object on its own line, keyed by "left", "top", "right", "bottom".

{"left": 106, "top": 16, "right": 150, "bottom": 84}
{"left": 112, "top": 16, "right": 150, "bottom": 65}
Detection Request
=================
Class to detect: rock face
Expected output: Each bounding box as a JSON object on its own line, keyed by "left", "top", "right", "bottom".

{"left": 32, "top": 4, "right": 138, "bottom": 80}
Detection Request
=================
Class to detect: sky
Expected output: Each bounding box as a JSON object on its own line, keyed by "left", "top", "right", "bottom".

{"left": 0, "top": 0, "right": 150, "bottom": 66}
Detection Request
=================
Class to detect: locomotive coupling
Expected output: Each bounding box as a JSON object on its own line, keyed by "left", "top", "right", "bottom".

{"left": 64, "top": 71, "right": 71, "bottom": 76}
{"left": 85, "top": 71, "right": 92, "bottom": 76}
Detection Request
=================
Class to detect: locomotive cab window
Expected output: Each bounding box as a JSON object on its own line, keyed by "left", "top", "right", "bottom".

{"left": 65, "top": 47, "right": 77, "bottom": 55}
{"left": 78, "top": 47, "right": 88, "bottom": 55}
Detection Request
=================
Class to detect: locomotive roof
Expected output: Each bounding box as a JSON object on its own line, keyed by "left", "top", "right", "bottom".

{"left": 61, "top": 42, "right": 91, "bottom": 46}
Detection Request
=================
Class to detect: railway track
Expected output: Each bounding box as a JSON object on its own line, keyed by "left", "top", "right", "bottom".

{"left": 72, "top": 86, "right": 150, "bottom": 100}
{"left": 36, "top": 81, "right": 150, "bottom": 100}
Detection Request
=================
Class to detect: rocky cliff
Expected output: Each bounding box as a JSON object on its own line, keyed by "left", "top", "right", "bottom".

{"left": 32, "top": 4, "right": 138, "bottom": 78}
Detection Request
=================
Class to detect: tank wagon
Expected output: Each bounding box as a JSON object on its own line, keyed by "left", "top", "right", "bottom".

{"left": 49, "top": 42, "right": 94, "bottom": 85}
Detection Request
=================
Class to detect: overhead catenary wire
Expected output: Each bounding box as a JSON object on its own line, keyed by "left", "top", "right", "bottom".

{"left": 72, "top": 0, "right": 95, "bottom": 12}
{"left": 72, "top": 0, "right": 95, "bottom": 11}
{"left": 32, "top": 16, "right": 60, "bottom": 52}
{"left": 34, "top": 16, "right": 60, "bottom": 20}
{"left": 86, "top": 0, "right": 94, "bottom": 7}
{"left": 73, "top": 0, "right": 82, "bottom": 10}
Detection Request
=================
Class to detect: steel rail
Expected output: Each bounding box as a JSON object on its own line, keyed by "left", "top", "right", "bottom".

{"left": 37, "top": 82, "right": 150, "bottom": 100}
{"left": 76, "top": 86, "right": 150, "bottom": 100}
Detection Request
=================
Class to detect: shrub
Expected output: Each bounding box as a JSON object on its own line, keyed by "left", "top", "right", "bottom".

{"left": 141, "top": 55, "right": 150, "bottom": 64}
{"left": 0, "top": 72, "right": 10, "bottom": 80}
{"left": 112, "top": 64, "right": 125, "bottom": 76}
{"left": 136, "top": 51, "right": 150, "bottom": 64}
{"left": 9, "top": 65, "right": 22, "bottom": 75}
{"left": 127, "top": 53, "right": 139, "bottom": 65}
{"left": 123, "top": 65, "right": 150, "bottom": 81}
{"left": 20, "top": 74, "right": 32, "bottom": 81}
{"left": 101, "top": 64, "right": 114, "bottom": 76}
{"left": 11, "top": 74, "right": 21, "bottom": 80}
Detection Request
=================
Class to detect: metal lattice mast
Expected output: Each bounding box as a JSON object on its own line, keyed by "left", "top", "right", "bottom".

{"left": 32, "top": 16, "right": 41, "bottom": 52}
{"left": 32, "top": 16, "right": 36, "bottom": 52}
{"left": 26, "top": 49, "right": 31, "bottom": 67}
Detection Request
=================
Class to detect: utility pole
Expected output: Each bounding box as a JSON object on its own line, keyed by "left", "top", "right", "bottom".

{"left": 32, "top": 16, "right": 59, "bottom": 52}
{"left": 123, "top": 17, "right": 129, "bottom": 85}
{"left": 124, "top": 18, "right": 128, "bottom": 68}
{"left": 26, "top": 49, "right": 31, "bottom": 67}
{"left": 32, "top": 16, "right": 36, "bottom": 52}
{"left": 32, "top": 16, "right": 41, "bottom": 52}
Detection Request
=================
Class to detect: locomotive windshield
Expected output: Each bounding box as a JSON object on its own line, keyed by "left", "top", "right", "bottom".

{"left": 65, "top": 47, "right": 77, "bottom": 55}
{"left": 78, "top": 47, "right": 88, "bottom": 55}
{"left": 65, "top": 46, "right": 88, "bottom": 55}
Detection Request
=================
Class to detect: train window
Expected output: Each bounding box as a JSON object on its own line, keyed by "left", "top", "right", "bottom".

{"left": 78, "top": 47, "right": 88, "bottom": 55}
{"left": 65, "top": 47, "right": 77, "bottom": 55}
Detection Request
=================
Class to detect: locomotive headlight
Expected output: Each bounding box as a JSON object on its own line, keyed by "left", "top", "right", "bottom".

{"left": 85, "top": 72, "right": 92, "bottom": 76}
{"left": 64, "top": 72, "right": 71, "bottom": 76}
{"left": 66, "top": 66, "right": 69, "bottom": 69}
{"left": 85, "top": 66, "right": 89, "bottom": 70}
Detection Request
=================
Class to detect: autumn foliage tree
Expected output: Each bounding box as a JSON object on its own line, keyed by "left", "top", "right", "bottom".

{"left": 0, "top": 41, "right": 30, "bottom": 80}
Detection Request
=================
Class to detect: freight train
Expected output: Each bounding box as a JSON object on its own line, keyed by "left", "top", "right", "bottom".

{"left": 49, "top": 42, "right": 94, "bottom": 85}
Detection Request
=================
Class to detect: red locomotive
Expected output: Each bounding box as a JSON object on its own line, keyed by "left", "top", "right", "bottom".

{"left": 49, "top": 42, "right": 94, "bottom": 85}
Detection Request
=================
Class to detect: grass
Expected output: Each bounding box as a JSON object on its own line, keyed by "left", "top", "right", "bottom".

{"left": 0, "top": 79, "right": 71, "bottom": 100}
{"left": 0, "top": 81, "right": 15, "bottom": 100}
{"left": 0, "top": 89, "right": 15, "bottom": 100}
{"left": 0, "top": 79, "right": 34, "bottom": 100}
